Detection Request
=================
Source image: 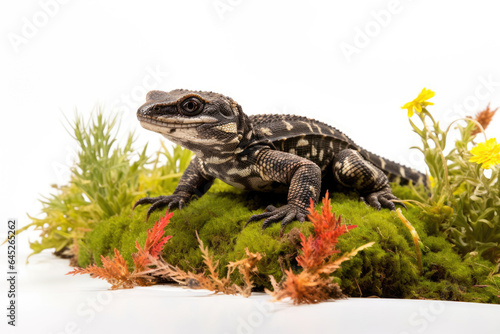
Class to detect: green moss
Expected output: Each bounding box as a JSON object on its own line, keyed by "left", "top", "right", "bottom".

{"left": 82, "top": 211, "right": 153, "bottom": 267}
{"left": 332, "top": 194, "right": 421, "bottom": 298}
{"left": 81, "top": 181, "right": 499, "bottom": 303}
{"left": 82, "top": 181, "right": 308, "bottom": 288}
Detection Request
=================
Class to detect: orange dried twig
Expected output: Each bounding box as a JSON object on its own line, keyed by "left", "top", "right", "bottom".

{"left": 227, "top": 248, "right": 263, "bottom": 297}
{"left": 179, "top": 234, "right": 262, "bottom": 296}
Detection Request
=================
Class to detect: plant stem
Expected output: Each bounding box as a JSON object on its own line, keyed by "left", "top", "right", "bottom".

{"left": 419, "top": 109, "right": 454, "bottom": 206}
{"left": 396, "top": 209, "right": 423, "bottom": 275}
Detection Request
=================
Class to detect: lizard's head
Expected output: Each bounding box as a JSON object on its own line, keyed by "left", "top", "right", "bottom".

{"left": 137, "top": 89, "right": 252, "bottom": 155}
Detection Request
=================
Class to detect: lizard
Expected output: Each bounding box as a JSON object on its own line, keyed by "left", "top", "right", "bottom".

{"left": 133, "top": 89, "right": 425, "bottom": 234}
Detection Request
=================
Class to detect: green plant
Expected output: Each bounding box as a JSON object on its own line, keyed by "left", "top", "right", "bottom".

{"left": 22, "top": 183, "right": 93, "bottom": 261}
{"left": 446, "top": 126, "right": 500, "bottom": 260}
{"left": 71, "top": 112, "right": 149, "bottom": 219}
{"left": 22, "top": 110, "right": 150, "bottom": 261}
{"left": 402, "top": 89, "right": 500, "bottom": 262}
{"left": 138, "top": 141, "right": 194, "bottom": 197}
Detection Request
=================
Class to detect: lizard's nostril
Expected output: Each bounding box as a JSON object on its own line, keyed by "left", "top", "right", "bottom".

{"left": 139, "top": 104, "right": 162, "bottom": 115}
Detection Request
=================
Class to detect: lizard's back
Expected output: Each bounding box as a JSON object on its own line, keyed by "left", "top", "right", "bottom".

{"left": 250, "top": 114, "right": 359, "bottom": 171}
{"left": 250, "top": 114, "right": 425, "bottom": 185}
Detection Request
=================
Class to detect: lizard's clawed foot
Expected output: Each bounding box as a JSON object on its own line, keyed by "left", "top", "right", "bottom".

{"left": 133, "top": 194, "right": 190, "bottom": 220}
{"left": 245, "top": 204, "right": 308, "bottom": 237}
{"left": 359, "top": 187, "right": 406, "bottom": 211}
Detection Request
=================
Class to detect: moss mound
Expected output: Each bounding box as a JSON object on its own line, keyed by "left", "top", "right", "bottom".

{"left": 332, "top": 191, "right": 499, "bottom": 303}
{"left": 80, "top": 182, "right": 500, "bottom": 303}
{"left": 80, "top": 181, "right": 310, "bottom": 289}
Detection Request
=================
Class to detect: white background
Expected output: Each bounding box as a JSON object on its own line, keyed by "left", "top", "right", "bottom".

{"left": 1, "top": 1, "right": 500, "bottom": 333}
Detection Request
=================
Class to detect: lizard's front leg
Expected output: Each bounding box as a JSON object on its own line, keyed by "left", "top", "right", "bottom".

{"left": 333, "top": 149, "right": 402, "bottom": 210}
{"left": 133, "top": 157, "right": 214, "bottom": 219}
{"left": 246, "top": 149, "right": 321, "bottom": 234}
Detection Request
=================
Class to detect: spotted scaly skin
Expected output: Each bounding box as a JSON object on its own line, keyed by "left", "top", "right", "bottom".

{"left": 133, "top": 89, "right": 425, "bottom": 234}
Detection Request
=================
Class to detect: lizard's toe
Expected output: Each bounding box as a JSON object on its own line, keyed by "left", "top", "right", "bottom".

{"left": 361, "top": 187, "right": 404, "bottom": 211}
{"left": 361, "top": 195, "right": 382, "bottom": 210}
{"left": 246, "top": 204, "right": 308, "bottom": 237}
{"left": 133, "top": 196, "right": 166, "bottom": 210}
{"left": 379, "top": 196, "right": 395, "bottom": 211}
{"left": 134, "top": 194, "right": 190, "bottom": 221}
{"left": 168, "top": 198, "right": 185, "bottom": 211}
{"left": 265, "top": 205, "right": 277, "bottom": 212}
{"left": 279, "top": 211, "right": 298, "bottom": 236}
{"left": 146, "top": 197, "right": 172, "bottom": 220}
{"left": 245, "top": 211, "right": 273, "bottom": 227}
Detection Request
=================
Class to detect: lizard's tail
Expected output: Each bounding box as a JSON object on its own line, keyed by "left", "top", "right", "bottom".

{"left": 361, "top": 149, "right": 427, "bottom": 186}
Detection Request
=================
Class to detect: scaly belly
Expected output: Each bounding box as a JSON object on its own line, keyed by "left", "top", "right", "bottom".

{"left": 222, "top": 176, "right": 288, "bottom": 193}
{"left": 205, "top": 164, "right": 288, "bottom": 193}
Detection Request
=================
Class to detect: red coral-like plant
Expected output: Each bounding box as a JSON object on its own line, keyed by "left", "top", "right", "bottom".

{"left": 267, "top": 191, "right": 374, "bottom": 304}
{"left": 67, "top": 211, "right": 173, "bottom": 289}
{"left": 296, "top": 194, "right": 356, "bottom": 271}
{"left": 132, "top": 212, "right": 173, "bottom": 272}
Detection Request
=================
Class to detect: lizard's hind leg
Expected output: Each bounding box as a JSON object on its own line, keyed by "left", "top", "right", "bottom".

{"left": 332, "top": 149, "right": 401, "bottom": 210}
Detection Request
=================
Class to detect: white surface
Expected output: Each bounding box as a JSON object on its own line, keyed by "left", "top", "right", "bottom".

{"left": 1, "top": 250, "right": 499, "bottom": 334}
{"left": 2, "top": 0, "right": 500, "bottom": 333}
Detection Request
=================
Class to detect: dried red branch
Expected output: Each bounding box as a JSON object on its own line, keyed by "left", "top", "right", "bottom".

{"left": 227, "top": 248, "right": 263, "bottom": 297}
{"left": 143, "top": 212, "right": 173, "bottom": 258}
{"left": 67, "top": 248, "right": 135, "bottom": 289}
{"left": 470, "top": 104, "right": 498, "bottom": 136}
{"left": 267, "top": 191, "right": 372, "bottom": 304}
{"left": 67, "top": 211, "right": 173, "bottom": 289}
{"left": 175, "top": 234, "right": 262, "bottom": 296}
{"left": 132, "top": 211, "right": 173, "bottom": 272}
{"left": 296, "top": 192, "right": 356, "bottom": 271}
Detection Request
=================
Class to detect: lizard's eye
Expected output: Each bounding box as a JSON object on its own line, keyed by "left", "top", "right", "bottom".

{"left": 181, "top": 98, "right": 203, "bottom": 116}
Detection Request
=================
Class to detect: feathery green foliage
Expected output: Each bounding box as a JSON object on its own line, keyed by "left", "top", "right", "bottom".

{"left": 23, "top": 111, "right": 149, "bottom": 261}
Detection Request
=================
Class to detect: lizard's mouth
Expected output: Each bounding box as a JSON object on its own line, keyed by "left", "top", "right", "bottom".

{"left": 138, "top": 114, "right": 218, "bottom": 130}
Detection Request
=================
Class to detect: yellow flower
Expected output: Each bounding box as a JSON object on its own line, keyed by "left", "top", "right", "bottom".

{"left": 401, "top": 88, "right": 435, "bottom": 117}
{"left": 429, "top": 175, "right": 436, "bottom": 188}
{"left": 469, "top": 138, "right": 500, "bottom": 169}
